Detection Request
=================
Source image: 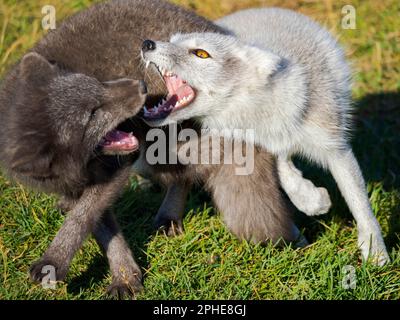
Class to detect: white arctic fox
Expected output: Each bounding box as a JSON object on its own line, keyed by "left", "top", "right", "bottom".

{"left": 141, "top": 8, "right": 389, "bottom": 265}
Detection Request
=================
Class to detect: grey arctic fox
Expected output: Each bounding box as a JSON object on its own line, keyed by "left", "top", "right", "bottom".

{"left": 141, "top": 8, "right": 390, "bottom": 265}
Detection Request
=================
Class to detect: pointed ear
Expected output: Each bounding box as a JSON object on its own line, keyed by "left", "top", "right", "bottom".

{"left": 11, "top": 147, "right": 54, "bottom": 179}
{"left": 239, "top": 45, "right": 282, "bottom": 77}
{"left": 19, "top": 52, "right": 56, "bottom": 85}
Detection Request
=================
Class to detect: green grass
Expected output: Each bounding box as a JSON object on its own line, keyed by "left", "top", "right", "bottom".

{"left": 0, "top": 0, "right": 399, "bottom": 300}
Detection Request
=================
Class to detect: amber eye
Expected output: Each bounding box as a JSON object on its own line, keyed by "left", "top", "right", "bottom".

{"left": 191, "top": 49, "right": 211, "bottom": 59}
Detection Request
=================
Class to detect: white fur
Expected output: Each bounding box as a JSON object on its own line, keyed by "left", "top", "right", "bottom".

{"left": 277, "top": 157, "right": 332, "bottom": 216}
{"left": 142, "top": 8, "right": 389, "bottom": 265}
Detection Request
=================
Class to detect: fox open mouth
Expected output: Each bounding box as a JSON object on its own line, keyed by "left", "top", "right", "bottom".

{"left": 98, "top": 129, "right": 139, "bottom": 154}
{"left": 142, "top": 68, "right": 195, "bottom": 120}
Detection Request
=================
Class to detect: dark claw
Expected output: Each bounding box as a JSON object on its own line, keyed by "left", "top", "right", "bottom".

{"left": 106, "top": 278, "right": 143, "bottom": 300}
{"left": 29, "top": 258, "right": 67, "bottom": 283}
{"left": 154, "top": 217, "right": 184, "bottom": 237}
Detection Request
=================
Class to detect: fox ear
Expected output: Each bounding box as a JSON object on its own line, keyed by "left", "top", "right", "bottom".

{"left": 20, "top": 52, "right": 56, "bottom": 85}
{"left": 11, "top": 147, "right": 54, "bottom": 179}
{"left": 240, "top": 45, "right": 282, "bottom": 77}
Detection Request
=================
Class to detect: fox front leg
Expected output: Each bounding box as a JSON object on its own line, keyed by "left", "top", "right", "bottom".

{"left": 154, "top": 181, "right": 190, "bottom": 237}
{"left": 29, "top": 167, "right": 131, "bottom": 284}
{"left": 277, "top": 156, "right": 332, "bottom": 216}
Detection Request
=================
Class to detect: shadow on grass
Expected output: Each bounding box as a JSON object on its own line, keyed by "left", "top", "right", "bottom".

{"left": 294, "top": 91, "right": 400, "bottom": 248}
{"left": 66, "top": 183, "right": 162, "bottom": 295}
{"left": 67, "top": 255, "right": 109, "bottom": 294}
{"left": 117, "top": 183, "right": 213, "bottom": 264}
{"left": 66, "top": 180, "right": 213, "bottom": 294}
{"left": 359, "top": 92, "right": 400, "bottom": 249}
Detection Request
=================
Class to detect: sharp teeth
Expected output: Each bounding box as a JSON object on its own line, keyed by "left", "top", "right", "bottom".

{"left": 144, "top": 106, "right": 149, "bottom": 113}
{"left": 162, "top": 98, "right": 166, "bottom": 104}
{"left": 145, "top": 61, "right": 150, "bottom": 69}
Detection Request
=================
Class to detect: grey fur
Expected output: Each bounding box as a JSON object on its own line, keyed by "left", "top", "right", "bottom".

{"left": 29, "top": 167, "right": 135, "bottom": 289}
{"left": 93, "top": 211, "right": 143, "bottom": 295}
{"left": 154, "top": 181, "right": 190, "bottom": 236}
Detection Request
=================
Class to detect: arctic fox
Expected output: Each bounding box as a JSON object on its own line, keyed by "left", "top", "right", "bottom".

{"left": 141, "top": 8, "right": 389, "bottom": 265}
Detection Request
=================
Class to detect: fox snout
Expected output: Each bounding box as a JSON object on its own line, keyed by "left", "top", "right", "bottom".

{"left": 142, "top": 39, "right": 156, "bottom": 52}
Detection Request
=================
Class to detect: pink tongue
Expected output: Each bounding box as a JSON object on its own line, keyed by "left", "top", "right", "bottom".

{"left": 165, "top": 75, "right": 184, "bottom": 93}
{"left": 176, "top": 85, "right": 194, "bottom": 99}
{"left": 100, "top": 130, "right": 139, "bottom": 152}
{"left": 165, "top": 75, "right": 194, "bottom": 100}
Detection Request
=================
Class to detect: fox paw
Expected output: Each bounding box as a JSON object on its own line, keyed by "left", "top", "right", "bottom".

{"left": 304, "top": 187, "right": 332, "bottom": 216}
{"left": 154, "top": 216, "right": 184, "bottom": 237}
{"left": 107, "top": 278, "right": 143, "bottom": 299}
{"left": 358, "top": 231, "right": 390, "bottom": 266}
{"left": 289, "top": 185, "right": 332, "bottom": 216}
{"left": 30, "top": 257, "right": 67, "bottom": 284}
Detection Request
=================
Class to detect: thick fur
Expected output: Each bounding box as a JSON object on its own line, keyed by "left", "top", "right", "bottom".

{"left": 0, "top": 0, "right": 298, "bottom": 297}
{"left": 142, "top": 8, "right": 389, "bottom": 265}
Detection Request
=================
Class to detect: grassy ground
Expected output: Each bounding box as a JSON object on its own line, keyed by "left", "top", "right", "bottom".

{"left": 0, "top": 0, "right": 399, "bottom": 300}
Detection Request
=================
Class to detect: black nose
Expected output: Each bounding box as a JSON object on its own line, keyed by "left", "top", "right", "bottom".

{"left": 142, "top": 39, "right": 156, "bottom": 52}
